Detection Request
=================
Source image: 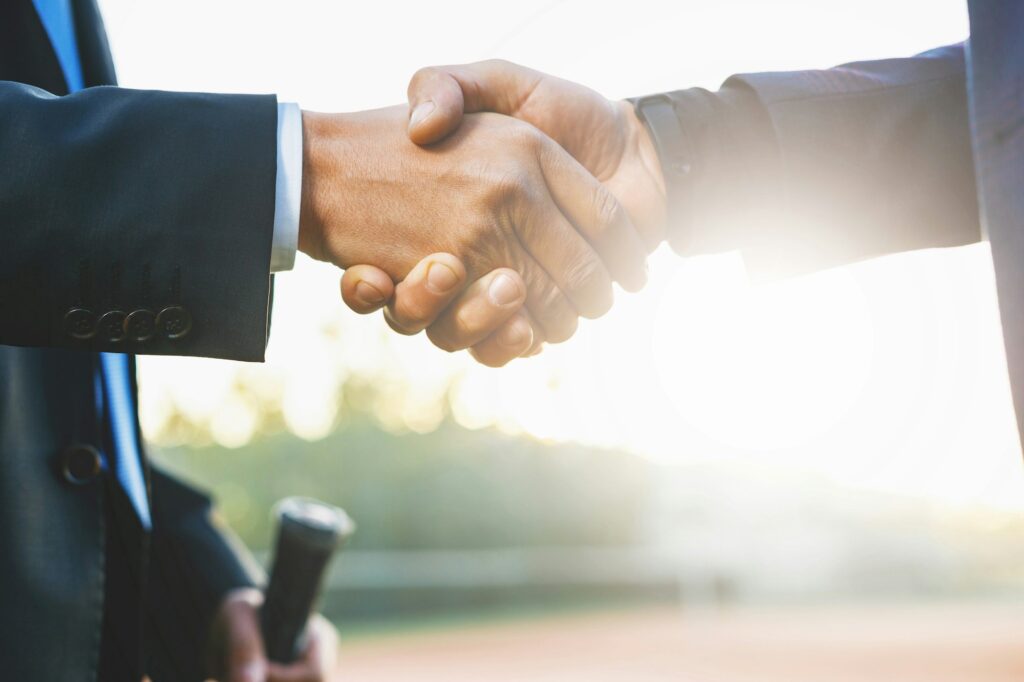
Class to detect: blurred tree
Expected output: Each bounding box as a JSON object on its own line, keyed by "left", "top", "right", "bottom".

{"left": 151, "top": 416, "right": 653, "bottom": 552}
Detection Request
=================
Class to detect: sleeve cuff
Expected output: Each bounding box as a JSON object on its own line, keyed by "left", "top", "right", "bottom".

{"left": 271, "top": 102, "right": 303, "bottom": 272}
{"left": 630, "top": 85, "right": 777, "bottom": 257}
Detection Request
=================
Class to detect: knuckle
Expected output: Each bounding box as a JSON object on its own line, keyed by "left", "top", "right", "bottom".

{"left": 543, "top": 310, "right": 579, "bottom": 344}
{"left": 428, "top": 308, "right": 477, "bottom": 352}
{"left": 515, "top": 122, "right": 544, "bottom": 150}
{"left": 385, "top": 308, "right": 423, "bottom": 336}
{"left": 482, "top": 58, "right": 512, "bottom": 70}
{"left": 534, "top": 287, "right": 578, "bottom": 343}
{"left": 425, "top": 326, "right": 460, "bottom": 353}
{"left": 472, "top": 348, "right": 512, "bottom": 368}
{"left": 593, "top": 188, "right": 625, "bottom": 235}
{"left": 458, "top": 220, "right": 501, "bottom": 265}
{"left": 409, "top": 65, "right": 441, "bottom": 87}
{"left": 564, "top": 256, "right": 611, "bottom": 302}
{"left": 398, "top": 313, "right": 430, "bottom": 333}
{"left": 453, "top": 308, "right": 479, "bottom": 340}
{"left": 499, "top": 118, "right": 543, "bottom": 152}
{"left": 482, "top": 170, "right": 528, "bottom": 208}
{"left": 387, "top": 319, "right": 421, "bottom": 336}
{"left": 458, "top": 249, "right": 496, "bottom": 283}
{"left": 394, "top": 299, "right": 431, "bottom": 328}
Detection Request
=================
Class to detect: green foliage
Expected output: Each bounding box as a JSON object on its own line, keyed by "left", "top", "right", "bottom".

{"left": 152, "top": 417, "right": 652, "bottom": 552}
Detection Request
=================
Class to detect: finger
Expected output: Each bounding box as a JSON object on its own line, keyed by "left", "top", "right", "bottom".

{"left": 221, "top": 599, "right": 268, "bottom": 682}
{"left": 521, "top": 259, "right": 579, "bottom": 344}
{"left": 521, "top": 309, "right": 546, "bottom": 357}
{"left": 407, "top": 60, "right": 540, "bottom": 145}
{"left": 524, "top": 305, "right": 548, "bottom": 352}
{"left": 266, "top": 616, "right": 335, "bottom": 682}
{"left": 514, "top": 167, "right": 615, "bottom": 320}
{"left": 498, "top": 244, "right": 579, "bottom": 344}
{"left": 538, "top": 137, "right": 648, "bottom": 292}
{"left": 340, "top": 265, "right": 394, "bottom": 314}
{"left": 497, "top": 307, "right": 545, "bottom": 358}
{"left": 524, "top": 307, "right": 548, "bottom": 356}
{"left": 266, "top": 663, "right": 321, "bottom": 682}
{"left": 502, "top": 308, "right": 545, "bottom": 358}
{"left": 425, "top": 268, "right": 528, "bottom": 352}
{"left": 468, "top": 312, "right": 534, "bottom": 367}
{"left": 383, "top": 253, "right": 467, "bottom": 335}
{"left": 407, "top": 67, "right": 464, "bottom": 145}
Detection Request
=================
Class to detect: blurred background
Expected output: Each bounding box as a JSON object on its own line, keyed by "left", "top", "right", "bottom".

{"left": 99, "top": 0, "right": 1024, "bottom": 679}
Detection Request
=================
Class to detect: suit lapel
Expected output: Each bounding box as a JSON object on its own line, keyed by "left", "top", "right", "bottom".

{"left": 0, "top": 0, "right": 70, "bottom": 94}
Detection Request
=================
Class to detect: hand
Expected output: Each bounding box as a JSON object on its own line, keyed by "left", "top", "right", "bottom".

{"left": 207, "top": 588, "right": 338, "bottom": 682}
{"left": 341, "top": 252, "right": 539, "bottom": 366}
{"left": 336, "top": 62, "right": 667, "bottom": 367}
{"left": 406, "top": 60, "right": 667, "bottom": 248}
{"left": 300, "top": 105, "right": 648, "bottom": 344}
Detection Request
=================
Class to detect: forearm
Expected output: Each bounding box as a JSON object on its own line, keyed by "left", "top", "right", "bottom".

{"left": 0, "top": 82, "right": 278, "bottom": 359}
{"left": 634, "top": 43, "right": 979, "bottom": 277}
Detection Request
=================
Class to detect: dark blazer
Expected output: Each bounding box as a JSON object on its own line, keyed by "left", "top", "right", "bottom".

{"left": 640, "top": 2, "right": 1024, "bottom": 435}
{"left": 966, "top": 3, "right": 1024, "bottom": 443}
{"left": 0, "top": 1, "right": 274, "bottom": 680}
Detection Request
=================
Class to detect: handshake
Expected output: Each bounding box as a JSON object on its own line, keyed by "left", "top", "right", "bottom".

{"left": 299, "top": 60, "right": 667, "bottom": 367}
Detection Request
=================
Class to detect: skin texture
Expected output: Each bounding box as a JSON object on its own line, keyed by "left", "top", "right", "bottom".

{"left": 300, "top": 105, "right": 647, "bottom": 344}
{"left": 407, "top": 60, "right": 666, "bottom": 248}
{"left": 207, "top": 588, "right": 338, "bottom": 682}
{"left": 340, "top": 61, "right": 667, "bottom": 367}
{"left": 340, "top": 254, "right": 537, "bottom": 365}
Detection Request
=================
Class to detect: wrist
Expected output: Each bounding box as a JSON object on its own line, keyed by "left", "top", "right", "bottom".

{"left": 625, "top": 101, "right": 666, "bottom": 202}
{"left": 619, "top": 99, "right": 669, "bottom": 249}
{"left": 298, "top": 110, "right": 340, "bottom": 262}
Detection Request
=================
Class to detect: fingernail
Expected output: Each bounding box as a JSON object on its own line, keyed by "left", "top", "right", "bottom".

{"left": 488, "top": 274, "right": 522, "bottom": 306}
{"left": 498, "top": 318, "right": 529, "bottom": 347}
{"left": 409, "top": 101, "right": 435, "bottom": 130}
{"left": 426, "top": 261, "right": 460, "bottom": 293}
{"left": 355, "top": 280, "right": 385, "bottom": 305}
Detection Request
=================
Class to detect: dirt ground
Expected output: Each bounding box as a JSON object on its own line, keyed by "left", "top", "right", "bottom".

{"left": 336, "top": 602, "right": 1024, "bottom": 681}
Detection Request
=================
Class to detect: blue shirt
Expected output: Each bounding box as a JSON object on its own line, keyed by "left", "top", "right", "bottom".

{"left": 31, "top": 0, "right": 84, "bottom": 93}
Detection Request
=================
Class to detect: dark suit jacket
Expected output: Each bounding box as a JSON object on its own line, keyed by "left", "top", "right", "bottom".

{"left": 0, "top": 1, "right": 274, "bottom": 679}
{"left": 639, "top": 2, "right": 1024, "bottom": 436}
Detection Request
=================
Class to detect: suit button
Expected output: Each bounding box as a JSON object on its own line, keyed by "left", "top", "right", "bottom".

{"left": 97, "top": 310, "right": 128, "bottom": 342}
{"left": 125, "top": 309, "right": 156, "bottom": 342}
{"left": 157, "top": 305, "right": 192, "bottom": 340}
{"left": 63, "top": 307, "right": 97, "bottom": 340}
{"left": 60, "top": 444, "right": 102, "bottom": 485}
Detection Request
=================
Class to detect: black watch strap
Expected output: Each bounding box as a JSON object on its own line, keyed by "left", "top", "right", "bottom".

{"left": 631, "top": 94, "right": 697, "bottom": 252}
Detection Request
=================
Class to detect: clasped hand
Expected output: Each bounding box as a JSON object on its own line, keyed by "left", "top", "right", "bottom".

{"left": 298, "top": 61, "right": 666, "bottom": 366}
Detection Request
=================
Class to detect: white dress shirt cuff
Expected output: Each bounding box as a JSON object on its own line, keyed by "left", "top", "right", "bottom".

{"left": 271, "top": 102, "right": 303, "bottom": 272}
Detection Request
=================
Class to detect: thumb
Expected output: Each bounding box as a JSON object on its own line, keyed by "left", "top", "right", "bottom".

{"left": 406, "top": 66, "right": 466, "bottom": 145}
{"left": 406, "top": 60, "right": 537, "bottom": 146}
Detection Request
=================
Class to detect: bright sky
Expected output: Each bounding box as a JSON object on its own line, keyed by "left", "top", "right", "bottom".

{"left": 96, "top": 0, "right": 1024, "bottom": 511}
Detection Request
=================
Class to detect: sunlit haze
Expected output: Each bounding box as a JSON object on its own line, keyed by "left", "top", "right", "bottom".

{"left": 94, "top": 0, "right": 1024, "bottom": 512}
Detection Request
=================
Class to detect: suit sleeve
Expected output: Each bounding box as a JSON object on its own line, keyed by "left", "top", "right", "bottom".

{"left": 633, "top": 43, "right": 979, "bottom": 278}
{"left": 144, "top": 466, "right": 265, "bottom": 680}
{"left": 0, "top": 82, "right": 278, "bottom": 360}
